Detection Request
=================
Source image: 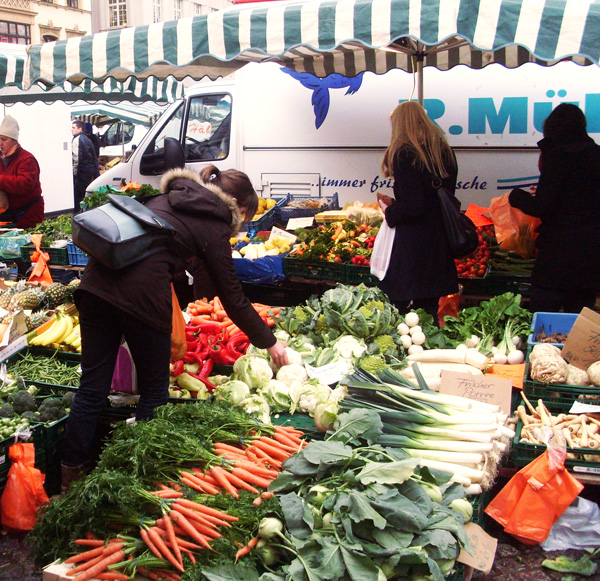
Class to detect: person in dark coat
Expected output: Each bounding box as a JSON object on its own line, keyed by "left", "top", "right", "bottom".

{"left": 377, "top": 101, "right": 459, "bottom": 322}
{"left": 509, "top": 103, "right": 600, "bottom": 313}
{"left": 84, "top": 122, "right": 101, "bottom": 158}
{"left": 61, "top": 164, "right": 289, "bottom": 491}
{"left": 71, "top": 120, "right": 100, "bottom": 212}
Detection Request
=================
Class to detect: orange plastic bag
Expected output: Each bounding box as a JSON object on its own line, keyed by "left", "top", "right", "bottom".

{"left": 27, "top": 233, "right": 53, "bottom": 285}
{"left": 1, "top": 443, "right": 49, "bottom": 533}
{"left": 485, "top": 444, "right": 583, "bottom": 545}
{"left": 438, "top": 292, "right": 461, "bottom": 327}
{"left": 489, "top": 192, "right": 541, "bottom": 259}
{"left": 171, "top": 283, "right": 186, "bottom": 361}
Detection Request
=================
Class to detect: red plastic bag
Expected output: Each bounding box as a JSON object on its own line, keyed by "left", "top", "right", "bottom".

{"left": 171, "top": 283, "right": 187, "bottom": 361}
{"left": 489, "top": 192, "right": 540, "bottom": 259}
{"left": 27, "top": 233, "right": 53, "bottom": 285}
{"left": 438, "top": 293, "right": 460, "bottom": 327}
{"left": 1, "top": 443, "right": 49, "bottom": 532}
{"left": 485, "top": 443, "right": 583, "bottom": 545}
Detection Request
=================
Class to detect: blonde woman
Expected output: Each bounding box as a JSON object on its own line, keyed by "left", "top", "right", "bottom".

{"left": 376, "top": 101, "right": 459, "bottom": 323}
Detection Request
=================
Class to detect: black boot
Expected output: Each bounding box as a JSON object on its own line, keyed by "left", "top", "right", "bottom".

{"left": 60, "top": 463, "right": 87, "bottom": 494}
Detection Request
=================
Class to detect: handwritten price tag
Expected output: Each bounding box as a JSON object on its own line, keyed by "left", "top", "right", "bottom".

{"left": 458, "top": 522, "right": 497, "bottom": 574}
{"left": 440, "top": 370, "right": 512, "bottom": 414}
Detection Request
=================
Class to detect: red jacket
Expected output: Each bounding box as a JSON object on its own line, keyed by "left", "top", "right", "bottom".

{"left": 0, "top": 145, "right": 44, "bottom": 228}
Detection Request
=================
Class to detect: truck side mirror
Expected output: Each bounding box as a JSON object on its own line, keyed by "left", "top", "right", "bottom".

{"left": 140, "top": 137, "right": 185, "bottom": 175}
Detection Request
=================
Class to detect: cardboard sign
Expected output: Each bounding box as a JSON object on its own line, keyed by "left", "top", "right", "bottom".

{"left": 286, "top": 216, "right": 314, "bottom": 230}
{"left": 269, "top": 226, "right": 297, "bottom": 244}
{"left": 562, "top": 307, "right": 600, "bottom": 370}
{"left": 440, "top": 370, "right": 512, "bottom": 414}
{"left": 457, "top": 522, "right": 497, "bottom": 574}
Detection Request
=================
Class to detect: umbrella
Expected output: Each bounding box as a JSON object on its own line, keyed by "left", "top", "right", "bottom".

{"left": 70, "top": 100, "right": 167, "bottom": 127}
{"left": 24, "top": 0, "right": 600, "bottom": 104}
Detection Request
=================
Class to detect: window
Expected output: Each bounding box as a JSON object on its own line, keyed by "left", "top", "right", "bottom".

{"left": 174, "top": 0, "right": 182, "bottom": 19}
{"left": 67, "top": 0, "right": 79, "bottom": 8}
{"left": 184, "top": 94, "right": 232, "bottom": 162}
{"left": 153, "top": 0, "right": 161, "bottom": 23}
{"left": 108, "top": 0, "right": 127, "bottom": 28}
{"left": 43, "top": 34, "right": 58, "bottom": 42}
{"left": 0, "top": 21, "right": 31, "bottom": 44}
{"left": 194, "top": 3, "right": 203, "bottom": 15}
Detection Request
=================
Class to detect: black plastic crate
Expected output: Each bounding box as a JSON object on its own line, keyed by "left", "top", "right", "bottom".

{"left": 344, "top": 264, "right": 378, "bottom": 286}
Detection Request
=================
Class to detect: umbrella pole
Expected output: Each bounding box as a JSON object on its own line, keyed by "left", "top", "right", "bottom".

{"left": 417, "top": 55, "right": 424, "bottom": 106}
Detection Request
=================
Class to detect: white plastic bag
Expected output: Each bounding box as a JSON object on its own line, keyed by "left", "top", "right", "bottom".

{"left": 541, "top": 496, "right": 600, "bottom": 551}
{"left": 370, "top": 220, "right": 395, "bottom": 280}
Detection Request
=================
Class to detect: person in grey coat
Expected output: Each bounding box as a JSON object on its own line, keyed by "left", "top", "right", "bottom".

{"left": 61, "top": 164, "right": 288, "bottom": 491}
{"left": 377, "top": 101, "right": 459, "bottom": 323}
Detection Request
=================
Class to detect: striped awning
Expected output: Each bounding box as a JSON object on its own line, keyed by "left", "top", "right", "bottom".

{"left": 0, "top": 51, "right": 25, "bottom": 88}
{"left": 70, "top": 100, "right": 167, "bottom": 127}
{"left": 25, "top": 0, "right": 600, "bottom": 91}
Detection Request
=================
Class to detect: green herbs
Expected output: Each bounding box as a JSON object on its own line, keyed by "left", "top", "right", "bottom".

{"left": 23, "top": 213, "right": 72, "bottom": 242}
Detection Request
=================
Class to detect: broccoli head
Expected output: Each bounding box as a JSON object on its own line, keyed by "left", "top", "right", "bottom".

{"left": 62, "top": 391, "right": 76, "bottom": 410}
{"left": 314, "top": 314, "right": 329, "bottom": 334}
{"left": 21, "top": 411, "right": 41, "bottom": 423}
{"left": 292, "top": 306, "right": 310, "bottom": 322}
{"left": 373, "top": 334, "right": 398, "bottom": 354}
{"left": 359, "top": 355, "right": 387, "bottom": 374}
{"left": 8, "top": 390, "right": 37, "bottom": 415}
{"left": 38, "top": 406, "right": 67, "bottom": 423}
{"left": 0, "top": 402, "right": 15, "bottom": 418}
{"left": 38, "top": 397, "right": 63, "bottom": 411}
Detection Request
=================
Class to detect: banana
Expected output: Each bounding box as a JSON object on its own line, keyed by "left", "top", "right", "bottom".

{"left": 54, "top": 315, "right": 74, "bottom": 346}
{"left": 63, "top": 324, "right": 80, "bottom": 346}
{"left": 71, "top": 336, "right": 81, "bottom": 351}
{"left": 39, "top": 314, "right": 70, "bottom": 347}
{"left": 29, "top": 315, "right": 60, "bottom": 346}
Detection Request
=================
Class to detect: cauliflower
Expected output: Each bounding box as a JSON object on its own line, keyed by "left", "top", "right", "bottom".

{"left": 262, "top": 379, "right": 291, "bottom": 413}
{"left": 241, "top": 394, "right": 271, "bottom": 424}
{"left": 284, "top": 348, "right": 303, "bottom": 367}
{"left": 276, "top": 363, "right": 308, "bottom": 388}
{"left": 332, "top": 335, "right": 367, "bottom": 361}
{"left": 233, "top": 355, "right": 273, "bottom": 390}
{"left": 213, "top": 380, "right": 251, "bottom": 405}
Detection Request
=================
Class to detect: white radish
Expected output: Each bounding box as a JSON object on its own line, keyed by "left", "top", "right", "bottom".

{"left": 493, "top": 353, "right": 508, "bottom": 365}
{"left": 397, "top": 323, "right": 410, "bottom": 336}
{"left": 455, "top": 343, "right": 468, "bottom": 352}
{"left": 465, "top": 335, "right": 480, "bottom": 349}
{"left": 507, "top": 350, "right": 525, "bottom": 365}
{"left": 400, "top": 335, "right": 413, "bottom": 350}
{"left": 409, "top": 325, "right": 423, "bottom": 336}
{"left": 407, "top": 344, "right": 424, "bottom": 355}
{"left": 405, "top": 312, "right": 420, "bottom": 327}
{"left": 411, "top": 331, "right": 426, "bottom": 346}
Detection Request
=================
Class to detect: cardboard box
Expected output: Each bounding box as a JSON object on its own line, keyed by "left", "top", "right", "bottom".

{"left": 562, "top": 307, "right": 600, "bottom": 370}
{"left": 43, "top": 560, "right": 145, "bottom": 580}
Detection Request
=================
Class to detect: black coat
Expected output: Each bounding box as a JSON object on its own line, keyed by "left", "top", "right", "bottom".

{"left": 509, "top": 136, "right": 600, "bottom": 291}
{"left": 378, "top": 148, "right": 459, "bottom": 303}
{"left": 77, "top": 168, "right": 276, "bottom": 349}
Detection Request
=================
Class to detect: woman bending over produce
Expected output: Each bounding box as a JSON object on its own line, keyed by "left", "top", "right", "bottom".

{"left": 61, "top": 165, "right": 288, "bottom": 492}
{"left": 376, "top": 101, "right": 459, "bottom": 323}
{"left": 509, "top": 103, "right": 600, "bottom": 313}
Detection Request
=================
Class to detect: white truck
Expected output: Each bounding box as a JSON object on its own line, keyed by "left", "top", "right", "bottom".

{"left": 87, "top": 60, "right": 600, "bottom": 210}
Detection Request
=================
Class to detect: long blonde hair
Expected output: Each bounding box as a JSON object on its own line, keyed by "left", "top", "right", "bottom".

{"left": 381, "top": 101, "right": 455, "bottom": 179}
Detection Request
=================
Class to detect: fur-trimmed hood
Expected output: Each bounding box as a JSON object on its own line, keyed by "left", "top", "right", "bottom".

{"left": 159, "top": 168, "right": 245, "bottom": 234}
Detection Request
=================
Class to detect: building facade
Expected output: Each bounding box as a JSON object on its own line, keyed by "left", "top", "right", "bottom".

{"left": 90, "top": 0, "right": 233, "bottom": 33}
{"left": 0, "top": 0, "right": 92, "bottom": 45}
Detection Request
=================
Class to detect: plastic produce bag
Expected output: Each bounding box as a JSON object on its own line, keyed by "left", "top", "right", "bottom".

{"left": 0, "top": 231, "right": 30, "bottom": 259}
{"left": 485, "top": 440, "right": 583, "bottom": 545}
{"left": 438, "top": 292, "right": 461, "bottom": 327}
{"left": 541, "top": 497, "right": 600, "bottom": 551}
{"left": 370, "top": 220, "right": 395, "bottom": 280}
{"left": 0, "top": 443, "right": 49, "bottom": 532}
{"left": 489, "top": 192, "right": 540, "bottom": 259}
{"left": 111, "top": 341, "right": 137, "bottom": 394}
{"left": 27, "top": 233, "right": 53, "bottom": 285}
{"left": 171, "top": 283, "right": 187, "bottom": 361}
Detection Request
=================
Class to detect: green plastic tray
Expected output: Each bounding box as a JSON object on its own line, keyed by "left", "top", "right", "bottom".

{"left": 344, "top": 264, "right": 378, "bottom": 286}
{"left": 20, "top": 244, "right": 70, "bottom": 265}
{"left": 523, "top": 363, "right": 600, "bottom": 406}
{"left": 283, "top": 257, "right": 345, "bottom": 283}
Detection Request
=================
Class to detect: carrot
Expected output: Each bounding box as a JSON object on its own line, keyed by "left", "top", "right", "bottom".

{"left": 231, "top": 467, "right": 273, "bottom": 488}
{"left": 69, "top": 548, "right": 125, "bottom": 581}
{"left": 140, "top": 527, "right": 163, "bottom": 560}
{"left": 94, "top": 573, "right": 129, "bottom": 580}
{"left": 73, "top": 539, "right": 106, "bottom": 547}
{"left": 151, "top": 490, "right": 184, "bottom": 499}
{"left": 170, "top": 506, "right": 222, "bottom": 538}
{"left": 222, "top": 469, "right": 260, "bottom": 494}
{"left": 212, "top": 296, "right": 223, "bottom": 312}
{"left": 66, "top": 554, "right": 105, "bottom": 576}
{"left": 136, "top": 567, "right": 173, "bottom": 581}
{"left": 155, "top": 527, "right": 204, "bottom": 550}
{"left": 214, "top": 442, "right": 246, "bottom": 455}
{"left": 251, "top": 439, "right": 291, "bottom": 461}
{"left": 65, "top": 544, "right": 107, "bottom": 563}
{"left": 162, "top": 513, "right": 183, "bottom": 569}
{"left": 230, "top": 458, "right": 279, "bottom": 478}
{"left": 180, "top": 472, "right": 221, "bottom": 495}
{"left": 260, "top": 435, "right": 298, "bottom": 454}
{"left": 273, "top": 430, "right": 304, "bottom": 449}
{"left": 209, "top": 466, "right": 239, "bottom": 498}
{"left": 252, "top": 496, "right": 263, "bottom": 506}
{"left": 170, "top": 510, "right": 214, "bottom": 551}
{"left": 235, "top": 536, "right": 259, "bottom": 562}
{"left": 174, "top": 498, "right": 239, "bottom": 521}
{"left": 146, "top": 526, "right": 185, "bottom": 573}
{"left": 248, "top": 445, "right": 283, "bottom": 468}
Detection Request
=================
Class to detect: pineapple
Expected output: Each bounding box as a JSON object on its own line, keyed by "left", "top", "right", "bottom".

{"left": 64, "top": 278, "right": 81, "bottom": 302}
{"left": 29, "top": 310, "right": 52, "bottom": 331}
{"left": 0, "top": 280, "right": 26, "bottom": 309}
{"left": 44, "top": 282, "right": 68, "bottom": 309}
{"left": 9, "top": 287, "right": 45, "bottom": 311}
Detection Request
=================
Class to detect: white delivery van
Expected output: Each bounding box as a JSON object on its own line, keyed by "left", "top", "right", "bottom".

{"left": 88, "top": 60, "right": 600, "bottom": 209}
{"left": 97, "top": 120, "right": 148, "bottom": 160}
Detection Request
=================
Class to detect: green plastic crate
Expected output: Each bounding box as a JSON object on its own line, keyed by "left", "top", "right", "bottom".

{"left": 344, "top": 264, "right": 378, "bottom": 286}
{"left": 523, "top": 363, "right": 600, "bottom": 405}
{"left": 283, "top": 257, "right": 345, "bottom": 282}
{"left": 20, "top": 244, "right": 70, "bottom": 265}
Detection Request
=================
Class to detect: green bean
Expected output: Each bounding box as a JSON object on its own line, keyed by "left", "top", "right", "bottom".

{"left": 7, "top": 352, "right": 81, "bottom": 387}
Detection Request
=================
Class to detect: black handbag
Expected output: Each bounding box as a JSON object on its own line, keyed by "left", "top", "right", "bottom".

{"left": 436, "top": 185, "right": 479, "bottom": 258}
{"left": 72, "top": 194, "right": 177, "bottom": 270}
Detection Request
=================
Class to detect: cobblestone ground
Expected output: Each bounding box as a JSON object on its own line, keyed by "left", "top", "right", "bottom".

{"left": 0, "top": 531, "right": 42, "bottom": 580}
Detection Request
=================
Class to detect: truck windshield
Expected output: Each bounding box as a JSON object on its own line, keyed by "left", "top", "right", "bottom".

{"left": 184, "top": 94, "right": 232, "bottom": 162}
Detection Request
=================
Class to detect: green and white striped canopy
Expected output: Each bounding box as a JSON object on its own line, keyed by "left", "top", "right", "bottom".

{"left": 0, "top": 51, "right": 26, "bottom": 89}
{"left": 71, "top": 100, "right": 167, "bottom": 127}
{"left": 25, "top": 0, "right": 600, "bottom": 93}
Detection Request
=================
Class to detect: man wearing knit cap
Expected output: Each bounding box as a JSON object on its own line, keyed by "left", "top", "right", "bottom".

{"left": 72, "top": 120, "right": 99, "bottom": 212}
{"left": 0, "top": 115, "right": 44, "bottom": 229}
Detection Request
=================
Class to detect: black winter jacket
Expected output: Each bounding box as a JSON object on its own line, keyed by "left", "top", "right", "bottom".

{"left": 378, "top": 148, "right": 459, "bottom": 303}
{"left": 509, "top": 136, "right": 600, "bottom": 291}
{"left": 76, "top": 168, "right": 276, "bottom": 348}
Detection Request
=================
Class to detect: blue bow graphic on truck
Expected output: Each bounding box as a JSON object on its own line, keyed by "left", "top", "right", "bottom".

{"left": 281, "top": 69, "right": 364, "bottom": 129}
